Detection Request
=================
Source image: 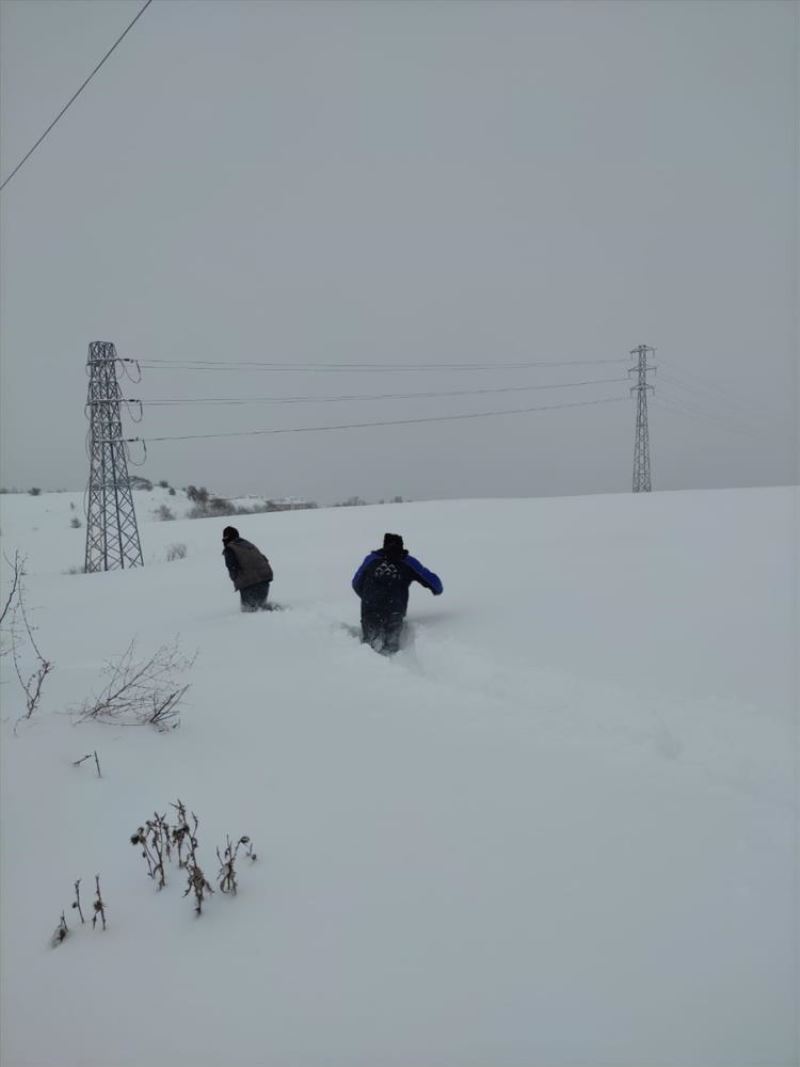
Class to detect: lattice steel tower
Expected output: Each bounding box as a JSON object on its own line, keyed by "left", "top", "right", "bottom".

{"left": 84, "top": 342, "right": 144, "bottom": 571}
{"left": 630, "top": 344, "right": 655, "bottom": 493}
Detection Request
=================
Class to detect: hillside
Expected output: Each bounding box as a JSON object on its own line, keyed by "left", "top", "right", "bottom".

{"left": 0, "top": 487, "right": 796, "bottom": 1067}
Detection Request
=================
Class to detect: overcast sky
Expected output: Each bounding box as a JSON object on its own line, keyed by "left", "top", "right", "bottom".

{"left": 0, "top": 0, "right": 796, "bottom": 504}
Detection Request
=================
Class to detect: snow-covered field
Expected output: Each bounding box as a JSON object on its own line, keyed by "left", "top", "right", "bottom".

{"left": 0, "top": 486, "right": 796, "bottom": 1067}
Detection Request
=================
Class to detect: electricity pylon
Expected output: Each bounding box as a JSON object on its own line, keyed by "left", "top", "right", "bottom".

{"left": 630, "top": 344, "right": 656, "bottom": 492}
{"left": 84, "top": 341, "right": 144, "bottom": 571}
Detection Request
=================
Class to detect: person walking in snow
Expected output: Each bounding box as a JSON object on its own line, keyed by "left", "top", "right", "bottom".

{"left": 352, "top": 532, "right": 442, "bottom": 654}
{"left": 222, "top": 526, "right": 274, "bottom": 612}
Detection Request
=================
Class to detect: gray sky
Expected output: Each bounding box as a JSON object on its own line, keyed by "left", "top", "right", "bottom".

{"left": 1, "top": 0, "right": 797, "bottom": 504}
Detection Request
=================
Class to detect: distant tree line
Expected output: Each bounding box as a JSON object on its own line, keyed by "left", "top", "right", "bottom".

{"left": 0, "top": 481, "right": 406, "bottom": 513}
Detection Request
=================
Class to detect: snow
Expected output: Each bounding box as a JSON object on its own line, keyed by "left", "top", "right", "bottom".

{"left": 0, "top": 486, "right": 797, "bottom": 1067}
{"left": 0, "top": 486, "right": 282, "bottom": 574}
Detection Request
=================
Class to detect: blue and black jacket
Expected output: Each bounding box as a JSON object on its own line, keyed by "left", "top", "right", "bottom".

{"left": 352, "top": 548, "right": 443, "bottom": 613}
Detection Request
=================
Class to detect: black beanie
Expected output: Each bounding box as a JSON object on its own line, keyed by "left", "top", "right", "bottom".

{"left": 222, "top": 526, "right": 239, "bottom": 543}
{"left": 383, "top": 532, "right": 404, "bottom": 556}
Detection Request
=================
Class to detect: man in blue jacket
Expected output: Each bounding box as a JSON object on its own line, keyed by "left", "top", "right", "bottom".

{"left": 352, "top": 532, "right": 443, "bottom": 654}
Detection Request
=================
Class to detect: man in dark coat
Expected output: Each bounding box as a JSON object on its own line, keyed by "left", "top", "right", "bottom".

{"left": 352, "top": 532, "right": 442, "bottom": 653}
{"left": 222, "top": 526, "right": 274, "bottom": 612}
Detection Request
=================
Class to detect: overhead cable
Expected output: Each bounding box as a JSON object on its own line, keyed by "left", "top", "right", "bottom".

{"left": 655, "top": 381, "right": 771, "bottom": 436}
{"left": 140, "top": 375, "right": 631, "bottom": 406}
{"left": 651, "top": 396, "right": 768, "bottom": 439}
{"left": 668, "top": 365, "right": 776, "bottom": 419}
{"left": 659, "top": 371, "right": 781, "bottom": 426}
{"left": 128, "top": 394, "right": 628, "bottom": 443}
{"left": 138, "top": 356, "right": 631, "bottom": 374}
{"left": 0, "top": 0, "right": 154, "bottom": 192}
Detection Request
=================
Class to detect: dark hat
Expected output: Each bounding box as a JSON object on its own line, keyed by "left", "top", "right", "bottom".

{"left": 383, "top": 532, "right": 404, "bottom": 556}
{"left": 222, "top": 526, "right": 239, "bottom": 543}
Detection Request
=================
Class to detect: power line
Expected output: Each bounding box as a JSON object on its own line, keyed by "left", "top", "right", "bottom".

{"left": 657, "top": 378, "right": 769, "bottom": 434}
{"left": 126, "top": 394, "right": 627, "bottom": 443}
{"left": 140, "top": 375, "right": 631, "bottom": 406}
{"left": 651, "top": 396, "right": 758, "bottom": 437}
{"left": 138, "top": 357, "right": 631, "bottom": 374}
{"left": 652, "top": 393, "right": 769, "bottom": 439}
{"left": 0, "top": 0, "right": 154, "bottom": 192}
{"left": 667, "top": 365, "right": 778, "bottom": 420}
{"left": 658, "top": 371, "right": 780, "bottom": 428}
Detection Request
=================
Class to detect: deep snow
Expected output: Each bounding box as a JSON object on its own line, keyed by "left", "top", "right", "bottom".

{"left": 0, "top": 486, "right": 797, "bottom": 1067}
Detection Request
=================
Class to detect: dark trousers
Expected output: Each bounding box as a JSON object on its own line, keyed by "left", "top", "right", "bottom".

{"left": 240, "top": 580, "right": 271, "bottom": 612}
{"left": 361, "top": 602, "right": 405, "bottom": 654}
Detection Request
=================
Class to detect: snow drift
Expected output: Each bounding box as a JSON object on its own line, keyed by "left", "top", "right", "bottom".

{"left": 0, "top": 486, "right": 796, "bottom": 1067}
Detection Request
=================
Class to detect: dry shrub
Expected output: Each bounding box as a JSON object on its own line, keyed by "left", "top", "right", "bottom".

{"left": 79, "top": 638, "right": 195, "bottom": 731}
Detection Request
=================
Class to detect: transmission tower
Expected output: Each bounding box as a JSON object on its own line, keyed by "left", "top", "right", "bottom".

{"left": 84, "top": 342, "right": 144, "bottom": 572}
{"left": 629, "top": 344, "right": 656, "bottom": 492}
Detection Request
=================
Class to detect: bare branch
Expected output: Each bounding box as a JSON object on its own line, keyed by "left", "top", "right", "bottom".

{"left": 50, "top": 911, "right": 69, "bottom": 948}
{"left": 216, "top": 835, "right": 257, "bottom": 894}
{"left": 14, "top": 568, "right": 47, "bottom": 664}
{"left": 184, "top": 859, "right": 214, "bottom": 915}
{"left": 72, "top": 879, "right": 85, "bottom": 924}
{"left": 147, "top": 813, "right": 169, "bottom": 888}
{"left": 0, "top": 550, "right": 24, "bottom": 631}
{"left": 11, "top": 594, "right": 54, "bottom": 725}
{"left": 79, "top": 638, "right": 194, "bottom": 730}
{"left": 182, "top": 811, "right": 213, "bottom": 915}
{"left": 170, "top": 799, "right": 191, "bottom": 868}
{"left": 92, "top": 875, "right": 107, "bottom": 931}
{"left": 6, "top": 560, "right": 53, "bottom": 726}
{"left": 131, "top": 826, "right": 159, "bottom": 881}
{"left": 216, "top": 836, "right": 239, "bottom": 895}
